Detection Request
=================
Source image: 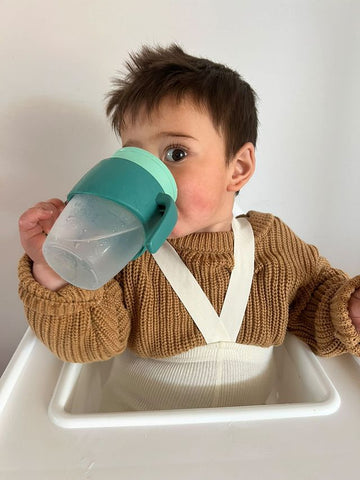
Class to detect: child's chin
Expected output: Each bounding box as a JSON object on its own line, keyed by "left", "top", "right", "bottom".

{"left": 167, "top": 224, "right": 187, "bottom": 239}
{"left": 167, "top": 230, "right": 182, "bottom": 239}
{"left": 167, "top": 219, "right": 202, "bottom": 238}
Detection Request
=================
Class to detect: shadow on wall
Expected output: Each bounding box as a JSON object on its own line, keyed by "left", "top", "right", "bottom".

{"left": 0, "top": 96, "right": 118, "bottom": 375}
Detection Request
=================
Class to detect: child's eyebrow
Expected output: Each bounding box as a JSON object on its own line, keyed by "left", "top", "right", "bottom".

{"left": 122, "top": 132, "right": 198, "bottom": 148}
{"left": 155, "top": 131, "right": 198, "bottom": 141}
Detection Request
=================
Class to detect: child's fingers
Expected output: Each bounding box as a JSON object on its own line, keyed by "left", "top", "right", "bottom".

{"left": 18, "top": 206, "right": 52, "bottom": 257}
{"left": 38, "top": 200, "right": 65, "bottom": 234}
{"left": 46, "top": 198, "right": 66, "bottom": 213}
{"left": 19, "top": 200, "right": 64, "bottom": 235}
{"left": 19, "top": 205, "right": 53, "bottom": 233}
{"left": 19, "top": 199, "right": 65, "bottom": 263}
{"left": 349, "top": 291, "right": 360, "bottom": 333}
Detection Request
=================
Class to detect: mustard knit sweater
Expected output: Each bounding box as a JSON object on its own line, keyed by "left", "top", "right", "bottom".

{"left": 18, "top": 211, "right": 360, "bottom": 363}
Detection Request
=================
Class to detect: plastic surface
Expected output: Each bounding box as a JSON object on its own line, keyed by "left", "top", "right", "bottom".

{"left": 112, "top": 147, "right": 177, "bottom": 201}
{"left": 0, "top": 328, "right": 36, "bottom": 415}
{"left": 42, "top": 147, "right": 178, "bottom": 289}
{"left": 43, "top": 194, "right": 145, "bottom": 290}
{"left": 48, "top": 334, "right": 340, "bottom": 428}
{"left": 67, "top": 148, "right": 178, "bottom": 253}
{"left": 1, "top": 328, "right": 360, "bottom": 478}
{"left": 146, "top": 192, "right": 177, "bottom": 253}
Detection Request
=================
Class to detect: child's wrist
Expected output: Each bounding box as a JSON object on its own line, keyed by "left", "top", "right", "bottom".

{"left": 32, "top": 262, "right": 68, "bottom": 291}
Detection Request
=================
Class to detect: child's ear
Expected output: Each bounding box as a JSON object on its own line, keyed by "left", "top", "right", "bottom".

{"left": 227, "top": 142, "right": 256, "bottom": 192}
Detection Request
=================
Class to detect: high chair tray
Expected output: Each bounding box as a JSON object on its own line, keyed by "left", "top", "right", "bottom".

{"left": 1, "top": 328, "right": 360, "bottom": 479}
{"left": 48, "top": 333, "right": 340, "bottom": 428}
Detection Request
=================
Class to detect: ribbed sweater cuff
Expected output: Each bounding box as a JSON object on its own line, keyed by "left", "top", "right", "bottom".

{"left": 331, "top": 275, "right": 360, "bottom": 355}
{"left": 18, "top": 254, "right": 105, "bottom": 316}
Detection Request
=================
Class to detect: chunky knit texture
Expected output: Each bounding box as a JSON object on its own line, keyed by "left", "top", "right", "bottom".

{"left": 18, "top": 211, "right": 360, "bottom": 362}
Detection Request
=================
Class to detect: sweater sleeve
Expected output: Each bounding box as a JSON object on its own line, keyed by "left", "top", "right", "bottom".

{"left": 283, "top": 224, "right": 360, "bottom": 357}
{"left": 18, "top": 254, "right": 131, "bottom": 363}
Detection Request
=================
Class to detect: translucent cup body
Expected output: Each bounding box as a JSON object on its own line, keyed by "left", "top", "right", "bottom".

{"left": 42, "top": 194, "right": 145, "bottom": 290}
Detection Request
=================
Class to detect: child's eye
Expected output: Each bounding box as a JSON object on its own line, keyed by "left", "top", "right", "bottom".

{"left": 165, "top": 147, "right": 188, "bottom": 162}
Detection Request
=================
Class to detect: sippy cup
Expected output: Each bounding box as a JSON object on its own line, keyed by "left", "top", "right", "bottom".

{"left": 42, "top": 147, "right": 177, "bottom": 290}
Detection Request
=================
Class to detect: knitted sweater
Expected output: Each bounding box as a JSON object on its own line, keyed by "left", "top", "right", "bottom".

{"left": 18, "top": 211, "right": 360, "bottom": 363}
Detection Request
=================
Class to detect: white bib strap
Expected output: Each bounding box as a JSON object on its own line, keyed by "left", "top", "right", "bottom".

{"left": 220, "top": 217, "right": 255, "bottom": 341}
{"left": 153, "top": 241, "right": 231, "bottom": 343}
{"left": 152, "top": 217, "right": 255, "bottom": 344}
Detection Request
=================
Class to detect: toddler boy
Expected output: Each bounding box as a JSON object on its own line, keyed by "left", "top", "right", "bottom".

{"left": 18, "top": 44, "right": 360, "bottom": 409}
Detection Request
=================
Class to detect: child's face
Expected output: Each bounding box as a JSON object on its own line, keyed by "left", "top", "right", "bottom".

{"left": 121, "top": 96, "right": 252, "bottom": 238}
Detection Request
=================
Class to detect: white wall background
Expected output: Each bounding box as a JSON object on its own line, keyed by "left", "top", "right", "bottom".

{"left": 1, "top": 0, "right": 359, "bottom": 375}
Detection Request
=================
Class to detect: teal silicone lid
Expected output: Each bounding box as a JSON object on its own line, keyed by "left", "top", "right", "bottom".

{"left": 112, "top": 147, "right": 178, "bottom": 201}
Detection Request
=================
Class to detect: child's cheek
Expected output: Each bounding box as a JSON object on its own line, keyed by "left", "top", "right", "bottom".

{"left": 179, "top": 183, "right": 211, "bottom": 214}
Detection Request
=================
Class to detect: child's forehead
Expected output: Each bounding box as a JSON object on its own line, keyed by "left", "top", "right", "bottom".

{"left": 121, "top": 94, "right": 218, "bottom": 131}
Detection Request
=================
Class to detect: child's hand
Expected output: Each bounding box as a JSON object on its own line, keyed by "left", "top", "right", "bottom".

{"left": 19, "top": 198, "right": 65, "bottom": 263}
{"left": 349, "top": 289, "right": 360, "bottom": 333}
{"left": 19, "top": 199, "right": 68, "bottom": 290}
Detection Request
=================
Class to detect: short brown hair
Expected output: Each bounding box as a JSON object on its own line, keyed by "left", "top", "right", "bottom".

{"left": 106, "top": 44, "right": 258, "bottom": 162}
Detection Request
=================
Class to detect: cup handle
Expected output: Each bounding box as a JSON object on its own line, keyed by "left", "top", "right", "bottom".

{"left": 146, "top": 192, "right": 178, "bottom": 253}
